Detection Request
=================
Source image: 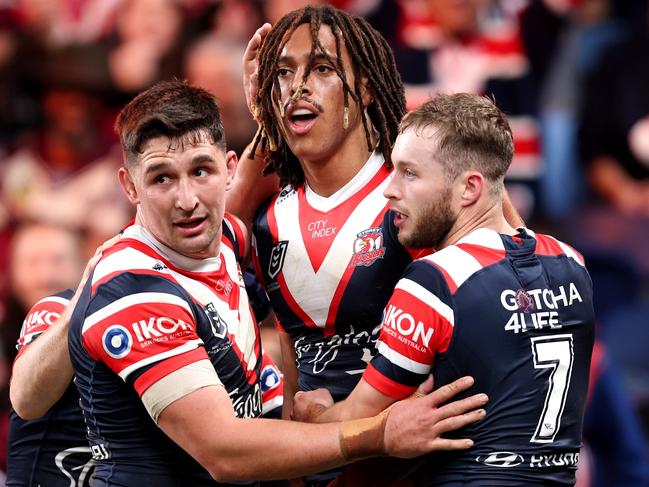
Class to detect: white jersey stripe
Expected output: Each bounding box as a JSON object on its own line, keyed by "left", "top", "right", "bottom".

{"left": 82, "top": 292, "right": 193, "bottom": 334}
{"left": 549, "top": 236, "right": 585, "bottom": 267}
{"left": 456, "top": 227, "right": 506, "bottom": 251}
{"left": 377, "top": 341, "right": 431, "bottom": 375}
{"left": 395, "top": 278, "right": 454, "bottom": 327}
{"left": 118, "top": 338, "right": 204, "bottom": 380}
{"left": 424, "top": 246, "right": 483, "bottom": 290}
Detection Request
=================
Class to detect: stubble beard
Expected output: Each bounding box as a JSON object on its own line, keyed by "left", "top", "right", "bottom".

{"left": 400, "top": 188, "right": 456, "bottom": 250}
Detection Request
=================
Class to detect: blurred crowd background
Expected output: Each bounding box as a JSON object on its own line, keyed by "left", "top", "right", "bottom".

{"left": 0, "top": 0, "right": 648, "bottom": 485}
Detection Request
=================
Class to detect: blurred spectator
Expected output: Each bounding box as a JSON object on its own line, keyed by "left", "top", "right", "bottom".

{"left": 0, "top": 223, "right": 83, "bottom": 367}
{"left": 204, "top": 0, "right": 263, "bottom": 44}
{"left": 107, "top": 0, "right": 193, "bottom": 96}
{"left": 580, "top": 23, "right": 649, "bottom": 216}
{"left": 521, "top": 0, "right": 627, "bottom": 218}
{"left": 185, "top": 35, "right": 257, "bottom": 156}
{"left": 577, "top": 341, "right": 649, "bottom": 487}
{"left": 0, "top": 86, "right": 131, "bottom": 253}
{"left": 395, "top": 0, "right": 540, "bottom": 218}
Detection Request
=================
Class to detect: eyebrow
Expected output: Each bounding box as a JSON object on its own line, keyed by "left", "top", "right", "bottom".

{"left": 143, "top": 154, "right": 217, "bottom": 176}
{"left": 278, "top": 52, "right": 339, "bottom": 64}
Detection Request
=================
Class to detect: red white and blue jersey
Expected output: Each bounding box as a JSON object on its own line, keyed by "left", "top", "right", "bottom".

{"left": 364, "top": 228, "right": 595, "bottom": 486}
{"left": 252, "top": 153, "right": 416, "bottom": 400}
{"left": 7, "top": 290, "right": 94, "bottom": 487}
{"left": 68, "top": 218, "right": 262, "bottom": 486}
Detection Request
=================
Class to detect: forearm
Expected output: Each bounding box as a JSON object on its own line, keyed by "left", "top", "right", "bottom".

{"left": 216, "top": 417, "right": 345, "bottom": 480}
{"left": 279, "top": 330, "right": 299, "bottom": 419}
{"left": 160, "top": 386, "right": 388, "bottom": 482}
{"left": 226, "top": 142, "right": 279, "bottom": 230}
{"left": 10, "top": 321, "right": 73, "bottom": 419}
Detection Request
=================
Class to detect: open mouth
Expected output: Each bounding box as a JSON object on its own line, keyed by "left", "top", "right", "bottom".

{"left": 287, "top": 107, "right": 318, "bottom": 134}
{"left": 393, "top": 211, "right": 408, "bottom": 228}
{"left": 174, "top": 217, "right": 206, "bottom": 234}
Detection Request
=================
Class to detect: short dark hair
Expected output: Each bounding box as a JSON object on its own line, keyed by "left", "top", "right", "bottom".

{"left": 115, "top": 80, "right": 226, "bottom": 165}
{"left": 400, "top": 93, "right": 514, "bottom": 186}
{"left": 252, "top": 5, "right": 406, "bottom": 187}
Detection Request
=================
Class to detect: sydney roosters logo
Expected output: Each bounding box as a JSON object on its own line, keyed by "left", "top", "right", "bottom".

{"left": 349, "top": 228, "right": 385, "bottom": 267}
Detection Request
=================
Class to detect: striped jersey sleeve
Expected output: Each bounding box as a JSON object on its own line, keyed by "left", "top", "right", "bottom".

{"left": 363, "top": 260, "right": 455, "bottom": 399}
{"left": 15, "top": 289, "right": 74, "bottom": 358}
{"left": 81, "top": 271, "right": 209, "bottom": 397}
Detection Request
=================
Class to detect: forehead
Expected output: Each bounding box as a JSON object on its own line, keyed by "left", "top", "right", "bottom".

{"left": 392, "top": 126, "right": 441, "bottom": 166}
{"left": 137, "top": 133, "right": 223, "bottom": 166}
{"left": 280, "top": 22, "right": 350, "bottom": 64}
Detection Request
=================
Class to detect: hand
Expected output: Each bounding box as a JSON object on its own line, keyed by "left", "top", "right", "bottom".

{"left": 64, "top": 234, "right": 121, "bottom": 323}
{"left": 383, "top": 376, "right": 487, "bottom": 458}
{"left": 292, "top": 388, "right": 334, "bottom": 422}
{"left": 243, "top": 22, "right": 272, "bottom": 120}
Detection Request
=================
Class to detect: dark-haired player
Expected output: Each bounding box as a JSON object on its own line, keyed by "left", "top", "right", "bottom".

{"left": 295, "top": 94, "right": 595, "bottom": 486}
{"left": 10, "top": 79, "right": 488, "bottom": 486}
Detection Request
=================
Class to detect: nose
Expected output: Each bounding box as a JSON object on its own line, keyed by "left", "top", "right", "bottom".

{"left": 383, "top": 175, "right": 400, "bottom": 201}
{"left": 175, "top": 178, "right": 199, "bottom": 212}
{"left": 290, "top": 68, "right": 312, "bottom": 99}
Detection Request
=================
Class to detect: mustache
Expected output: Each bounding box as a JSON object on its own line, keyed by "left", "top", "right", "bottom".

{"left": 282, "top": 97, "right": 324, "bottom": 115}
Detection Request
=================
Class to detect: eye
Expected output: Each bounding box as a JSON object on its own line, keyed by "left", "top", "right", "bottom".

{"left": 404, "top": 168, "right": 416, "bottom": 178}
{"left": 314, "top": 64, "right": 333, "bottom": 74}
{"left": 277, "top": 66, "right": 292, "bottom": 78}
{"left": 154, "top": 174, "right": 171, "bottom": 184}
{"left": 194, "top": 167, "right": 210, "bottom": 177}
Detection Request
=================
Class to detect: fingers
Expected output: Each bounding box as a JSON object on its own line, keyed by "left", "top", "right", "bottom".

{"left": 434, "top": 392, "right": 488, "bottom": 422}
{"left": 429, "top": 437, "right": 475, "bottom": 451}
{"left": 414, "top": 374, "right": 434, "bottom": 397}
{"left": 244, "top": 22, "right": 271, "bottom": 62}
{"left": 433, "top": 406, "right": 487, "bottom": 437}
{"left": 425, "top": 376, "right": 474, "bottom": 406}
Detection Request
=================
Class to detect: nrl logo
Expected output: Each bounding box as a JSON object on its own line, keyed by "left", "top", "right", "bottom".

{"left": 204, "top": 302, "right": 228, "bottom": 339}
{"left": 349, "top": 228, "right": 386, "bottom": 267}
{"left": 268, "top": 240, "right": 289, "bottom": 279}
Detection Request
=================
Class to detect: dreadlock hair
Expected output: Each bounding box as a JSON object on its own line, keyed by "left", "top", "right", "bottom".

{"left": 252, "top": 5, "right": 406, "bottom": 188}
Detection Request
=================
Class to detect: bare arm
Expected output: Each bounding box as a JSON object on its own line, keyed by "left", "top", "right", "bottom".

{"left": 294, "top": 376, "right": 487, "bottom": 446}
{"left": 10, "top": 236, "right": 118, "bottom": 419}
{"left": 226, "top": 145, "right": 280, "bottom": 231}
{"left": 158, "top": 376, "right": 485, "bottom": 482}
{"left": 226, "top": 22, "right": 279, "bottom": 229}
{"left": 10, "top": 307, "right": 74, "bottom": 420}
{"left": 278, "top": 329, "right": 299, "bottom": 419}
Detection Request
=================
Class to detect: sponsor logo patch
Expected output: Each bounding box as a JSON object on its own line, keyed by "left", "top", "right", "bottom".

{"left": 102, "top": 325, "right": 132, "bottom": 359}
{"left": 260, "top": 364, "right": 281, "bottom": 393}
{"left": 349, "top": 227, "right": 386, "bottom": 267}
{"left": 476, "top": 451, "right": 525, "bottom": 468}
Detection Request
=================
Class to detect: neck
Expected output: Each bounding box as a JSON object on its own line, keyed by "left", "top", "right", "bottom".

{"left": 300, "top": 125, "right": 374, "bottom": 197}
{"left": 441, "top": 196, "right": 517, "bottom": 248}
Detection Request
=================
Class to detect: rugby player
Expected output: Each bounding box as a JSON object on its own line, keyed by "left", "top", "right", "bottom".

{"left": 294, "top": 94, "right": 595, "bottom": 486}
{"left": 229, "top": 7, "right": 521, "bottom": 484}
{"left": 10, "top": 80, "right": 488, "bottom": 486}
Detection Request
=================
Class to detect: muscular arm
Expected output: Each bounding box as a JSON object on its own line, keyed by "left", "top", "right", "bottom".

{"left": 10, "top": 310, "right": 74, "bottom": 420}
{"left": 226, "top": 23, "right": 280, "bottom": 230}
{"left": 278, "top": 329, "right": 299, "bottom": 419}
{"left": 158, "top": 376, "right": 484, "bottom": 482}
{"left": 10, "top": 235, "right": 118, "bottom": 419}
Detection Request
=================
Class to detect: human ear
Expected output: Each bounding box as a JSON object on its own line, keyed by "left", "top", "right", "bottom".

{"left": 360, "top": 76, "right": 373, "bottom": 107}
{"left": 118, "top": 166, "right": 139, "bottom": 205}
{"left": 460, "top": 171, "right": 484, "bottom": 207}
{"left": 225, "top": 150, "right": 239, "bottom": 190}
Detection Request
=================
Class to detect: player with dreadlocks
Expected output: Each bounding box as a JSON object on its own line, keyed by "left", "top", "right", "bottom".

{"left": 228, "top": 6, "right": 520, "bottom": 485}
